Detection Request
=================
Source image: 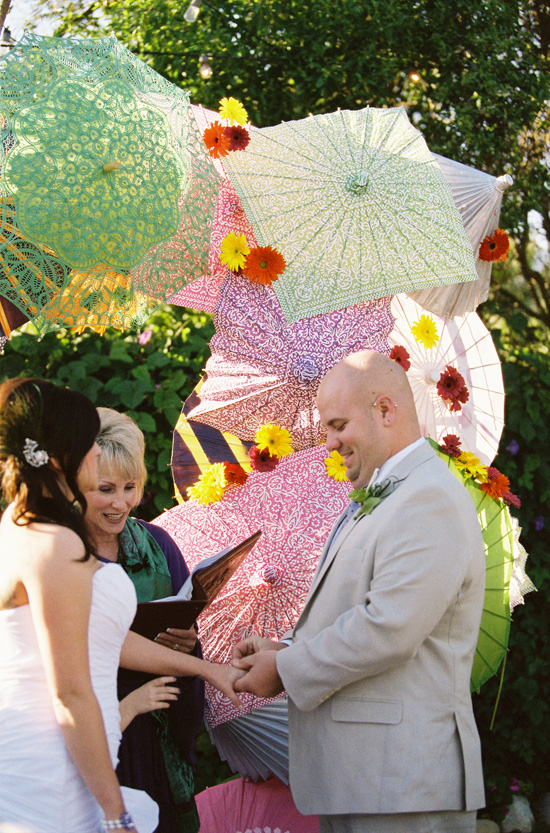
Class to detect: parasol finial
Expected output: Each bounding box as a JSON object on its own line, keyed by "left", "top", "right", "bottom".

{"left": 103, "top": 160, "right": 121, "bottom": 172}
{"left": 496, "top": 173, "right": 513, "bottom": 192}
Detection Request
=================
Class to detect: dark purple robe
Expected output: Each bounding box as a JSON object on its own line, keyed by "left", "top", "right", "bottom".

{"left": 114, "top": 520, "right": 204, "bottom": 833}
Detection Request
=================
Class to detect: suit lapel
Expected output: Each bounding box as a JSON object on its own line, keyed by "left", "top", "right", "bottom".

{"left": 302, "top": 441, "right": 436, "bottom": 610}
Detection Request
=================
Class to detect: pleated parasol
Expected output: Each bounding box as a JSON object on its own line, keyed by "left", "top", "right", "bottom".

{"left": 411, "top": 155, "right": 513, "bottom": 317}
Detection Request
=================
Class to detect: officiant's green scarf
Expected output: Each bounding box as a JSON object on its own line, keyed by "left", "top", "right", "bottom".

{"left": 119, "top": 517, "right": 200, "bottom": 833}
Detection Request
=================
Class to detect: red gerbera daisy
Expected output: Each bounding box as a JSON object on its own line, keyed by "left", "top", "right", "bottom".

{"left": 242, "top": 245, "right": 286, "bottom": 285}
{"left": 479, "top": 228, "right": 510, "bottom": 262}
{"left": 223, "top": 124, "right": 250, "bottom": 151}
{"left": 436, "top": 365, "right": 469, "bottom": 412}
{"left": 223, "top": 462, "right": 248, "bottom": 486}
{"left": 203, "top": 121, "right": 230, "bottom": 158}
{"left": 249, "top": 445, "right": 279, "bottom": 472}
{"left": 389, "top": 345, "right": 411, "bottom": 372}
{"left": 439, "top": 433, "right": 462, "bottom": 458}
{"left": 502, "top": 491, "right": 521, "bottom": 508}
{"left": 480, "top": 466, "right": 511, "bottom": 500}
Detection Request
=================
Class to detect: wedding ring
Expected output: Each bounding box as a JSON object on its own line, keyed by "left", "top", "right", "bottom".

{"left": 173, "top": 643, "right": 180, "bottom": 651}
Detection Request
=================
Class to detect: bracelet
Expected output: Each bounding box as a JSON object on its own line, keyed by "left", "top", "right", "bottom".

{"left": 100, "top": 811, "right": 135, "bottom": 831}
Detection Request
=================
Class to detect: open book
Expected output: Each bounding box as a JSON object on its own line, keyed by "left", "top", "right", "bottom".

{"left": 131, "top": 530, "right": 262, "bottom": 640}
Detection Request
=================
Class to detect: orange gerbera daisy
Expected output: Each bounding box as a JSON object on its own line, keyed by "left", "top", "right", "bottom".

{"left": 203, "top": 121, "right": 230, "bottom": 158}
{"left": 479, "top": 228, "right": 510, "bottom": 262}
{"left": 242, "top": 245, "right": 286, "bottom": 285}
{"left": 480, "top": 466, "right": 511, "bottom": 500}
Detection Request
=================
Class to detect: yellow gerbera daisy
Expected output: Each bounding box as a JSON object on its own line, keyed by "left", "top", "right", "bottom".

{"left": 454, "top": 451, "right": 486, "bottom": 480}
{"left": 220, "top": 232, "right": 250, "bottom": 272}
{"left": 187, "top": 463, "right": 227, "bottom": 505}
{"left": 411, "top": 315, "right": 439, "bottom": 349}
{"left": 325, "top": 450, "right": 348, "bottom": 482}
{"left": 254, "top": 423, "right": 293, "bottom": 458}
{"left": 219, "top": 96, "right": 248, "bottom": 126}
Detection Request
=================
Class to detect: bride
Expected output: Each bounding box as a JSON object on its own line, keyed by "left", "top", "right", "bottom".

{"left": 0, "top": 378, "right": 243, "bottom": 833}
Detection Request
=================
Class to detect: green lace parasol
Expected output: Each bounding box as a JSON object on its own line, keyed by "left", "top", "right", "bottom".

{"left": 0, "top": 32, "right": 221, "bottom": 333}
{"left": 430, "top": 440, "right": 517, "bottom": 692}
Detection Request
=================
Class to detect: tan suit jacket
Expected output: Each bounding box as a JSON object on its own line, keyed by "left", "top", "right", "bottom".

{"left": 277, "top": 441, "right": 485, "bottom": 816}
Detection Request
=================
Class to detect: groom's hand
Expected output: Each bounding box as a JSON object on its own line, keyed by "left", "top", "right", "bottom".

{"left": 232, "top": 635, "right": 285, "bottom": 666}
{"left": 233, "top": 650, "right": 284, "bottom": 698}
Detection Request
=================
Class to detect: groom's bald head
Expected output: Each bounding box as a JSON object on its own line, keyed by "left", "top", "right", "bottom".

{"left": 317, "top": 350, "right": 421, "bottom": 486}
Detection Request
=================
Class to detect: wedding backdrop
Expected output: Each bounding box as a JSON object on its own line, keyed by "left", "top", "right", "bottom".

{"left": 1, "top": 1, "right": 550, "bottom": 827}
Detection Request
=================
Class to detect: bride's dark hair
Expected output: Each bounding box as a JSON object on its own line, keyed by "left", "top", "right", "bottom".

{"left": 0, "top": 378, "right": 100, "bottom": 560}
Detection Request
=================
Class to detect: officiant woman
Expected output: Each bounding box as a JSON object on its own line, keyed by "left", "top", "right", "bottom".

{"left": 85, "top": 407, "right": 204, "bottom": 833}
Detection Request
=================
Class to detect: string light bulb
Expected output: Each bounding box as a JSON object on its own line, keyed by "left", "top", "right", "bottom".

{"left": 199, "top": 54, "right": 213, "bottom": 79}
{"left": 184, "top": 0, "right": 202, "bottom": 23}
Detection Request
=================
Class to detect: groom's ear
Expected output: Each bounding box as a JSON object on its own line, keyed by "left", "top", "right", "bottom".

{"left": 376, "top": 395, "right": 397, "bottom": 425}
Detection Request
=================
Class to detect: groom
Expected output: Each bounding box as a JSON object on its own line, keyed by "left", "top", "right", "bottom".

{"left": 232, "top": 349, "right": 486, "bottom": 833}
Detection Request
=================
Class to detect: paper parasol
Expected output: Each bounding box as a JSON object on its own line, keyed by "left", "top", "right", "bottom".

{"left": 410, "top": 155, "right": 513, "bottom": 318}
{"left": 171, "top": 381, "right": 254, "bottom": 503}
{"left": 388, "top": 294, "right": 504, "bottom": 465}
{"left": 186, "top": 270, "right": 394, "bottom": 451}
{"left": 154, "top": 444, "right": 351, "bottom": 726}
{"left": 430, "top": 440, "right": 524, "bottom": 691}
{"left": 223, "top": 106, "right": 478, "bottom": 323}
{"left": 196, "top": 775, "right": 319, "bottom": 833}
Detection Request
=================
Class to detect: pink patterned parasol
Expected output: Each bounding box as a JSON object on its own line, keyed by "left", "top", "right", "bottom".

{"left": 196, "top": 776, "right": 319, "bottom": 833}
{"left": 154, "top": 444, "right": 351, "bottom": 727}
{"left": 186, "top": 270, "right": 394, "bottom": 451}
{"left": 169, "top": 179, "right": 257, "bottom": 312}
{"left": 169, "top": 105, "right": 257, "bottom": 312}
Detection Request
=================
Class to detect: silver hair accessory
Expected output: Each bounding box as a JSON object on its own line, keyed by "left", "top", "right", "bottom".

{"left": 23, "top": 438, "right": 49, "bottom": 468}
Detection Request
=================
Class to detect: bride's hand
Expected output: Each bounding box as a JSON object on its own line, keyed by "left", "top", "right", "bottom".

{"left": 201, "top": 662, "right": 247, "bottom": 710}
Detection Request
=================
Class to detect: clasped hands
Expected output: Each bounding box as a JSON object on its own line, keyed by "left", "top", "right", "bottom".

{"left": 228, "top": 635, "right": 287, "bottom": 699}
{"left": 152, "top": 626, "right": 285, "bottom": 709}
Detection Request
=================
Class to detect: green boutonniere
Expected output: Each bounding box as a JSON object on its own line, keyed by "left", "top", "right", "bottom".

{"left": 349, "top": 479, "right": 395, "bottom": 519}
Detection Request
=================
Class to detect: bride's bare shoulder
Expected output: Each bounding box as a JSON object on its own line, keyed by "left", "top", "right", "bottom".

{"left": 0, "top": 505, "right": 87, "bottom": 567}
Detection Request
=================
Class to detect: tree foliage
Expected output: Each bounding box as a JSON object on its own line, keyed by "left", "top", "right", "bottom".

{"left": 0, "top": 305, "right": 214, "bottom": 519}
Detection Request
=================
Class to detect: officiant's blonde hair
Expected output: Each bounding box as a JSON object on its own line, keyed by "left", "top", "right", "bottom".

{"left": 96, "top": 407, "right": 147, "bottom": 504}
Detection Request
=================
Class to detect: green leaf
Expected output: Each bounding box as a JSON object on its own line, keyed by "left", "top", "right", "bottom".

{"left": 108, "top": 340, "right": 134, "bottom": 364}
{"left": 153, "top": 386, "right": 182, "bottom": 411}
{"left": 117, "top": 379, "right": 151, "bottom": 410}
{"left": 132, "top": 412, "right": 157, "bottom": 433}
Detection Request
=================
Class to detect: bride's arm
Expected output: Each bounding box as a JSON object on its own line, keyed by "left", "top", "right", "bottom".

{"left": 120, "top": 630, "right": 245, "bottom": 709}
{"left": 25, "top": 526, "right": 131, "bottom": 827}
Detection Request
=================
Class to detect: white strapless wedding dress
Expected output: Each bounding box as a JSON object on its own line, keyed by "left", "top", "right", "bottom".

{"left": 0, "top": 562, "right": 158, "bottom": 833}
